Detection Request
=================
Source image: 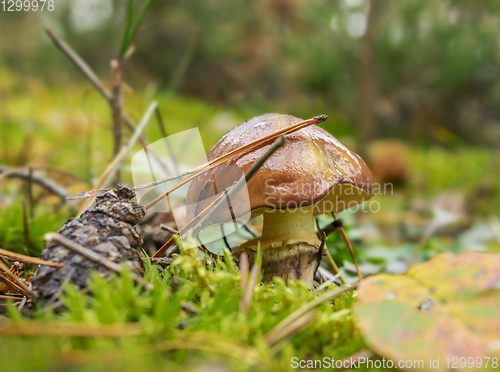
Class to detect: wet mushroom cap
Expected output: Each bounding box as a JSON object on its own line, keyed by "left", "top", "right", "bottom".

{"left": 186, "top": 113, "right": 374, "bottom": 221}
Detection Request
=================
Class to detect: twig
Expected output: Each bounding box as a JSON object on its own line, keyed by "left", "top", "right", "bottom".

{"left": 77, "top": 101, "right": 158, "bottom": 215}
{"left": 45, "top": 233, "right": 152, "bottom": 290}
{"left": 110, "top": 59, "right": 123, "bottom": 183}
{"left": 18, "top": 295, "right": 28, "bottom": 311}
{"left": 156, "top": 331, "right": 259, "bottom": 365}
{"left": 313, "top": 273, "right": 341, "bottom": 295}
{"left": 152, "top": 135, "right": 287, "bottom": 258}
{"left": 22, "top": 201, "right": 31, "bottom": 249}
{"left": 0, "top": 166, "right": 69, "bottom": 200}
{"left": 67, "top": 114, "right": 326, "bottom": 202}
{"left": 0, "top": 321, "right": 142, "bottom": 337}
{"left": 159, "top": 224, "right": 178, "bottom": 234}
{"left": 0, "top": 274, "right": 30, "bottom": 296}
{"left": 44, "top": 28, "right": 146, "bottom": 143}
{"left": 0, "top": 260, "right": 34, "bottom": 298}
{"left": 155, "top": 106, "right": 180, "bottom": 175}
{"left": 264, "top": 283, "right": 357, "bottom": 345}
{"left": 0, "top": 248, "right": 63, "bottom": 268}
{"left": 332, "top": 213, "right": 363, "bottom": 281}
{"left": 322, "top": 219, "right": 343, "bottom": 236}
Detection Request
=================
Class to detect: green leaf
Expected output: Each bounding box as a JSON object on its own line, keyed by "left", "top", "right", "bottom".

{"left": 354, "top": 252, "right": 500, "bottom": 371}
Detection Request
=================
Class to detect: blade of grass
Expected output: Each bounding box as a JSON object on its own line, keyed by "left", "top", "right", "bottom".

{"left": 0, "top": 248, "right": 63, "bottom": 268}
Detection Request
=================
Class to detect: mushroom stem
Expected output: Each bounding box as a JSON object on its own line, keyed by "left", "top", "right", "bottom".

{"left": 262, "top": 207, "right": 317, "bottom": 242}
{"left": 237, "top": 206, "right": 322, "bottom": 286}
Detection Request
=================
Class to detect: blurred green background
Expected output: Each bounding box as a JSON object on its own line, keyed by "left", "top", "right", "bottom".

{"left": 1, "top": 0, "right": 500, "bottom": 269}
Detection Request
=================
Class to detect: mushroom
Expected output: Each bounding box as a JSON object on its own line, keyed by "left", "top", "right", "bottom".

{"left": 187, "top": 114, "right": 373, "bottom": 286}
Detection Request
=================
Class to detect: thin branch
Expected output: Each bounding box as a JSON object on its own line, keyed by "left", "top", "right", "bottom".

{"left": 0, "top": 321, "right": 142, "bottom": 337}
{"left": 28, "top": 167, "right": 34, "bottom": 218}
{"left": 239, "top": 253, "right": 249, "bottom": 290}
{"left": 0, "top": 166, "right": 69, "bottom": 200}
{"left": 77, "top": 101, "right": 158, "bottom": 215}
{"left": 332, "top": 213, "right": 363, "bottom": 281}
{"left": 267, "top": 312, "right": 316, "bottom": 348}
{"left": 0, "top": 295, "right": 23, "bottom": 301}
{"left": 0, "top": 260, "right": 34, "bottom": 298}
{"left": 45, "top": 233, "right": 152, "bottom": 290}
{"left": 313, "top": 273, "right": 341, "bottom": 295}
{"left": 0, "top": 248, "right": 64, "bottom": 268}
{"left": 67, "top": 114, "right": 326, "bottom": 202}
{"left": 44, "top": 28, "right": 153, "bottom": 153}
{"left": 264, "top": 283, "right": 357, "bottom": 345}
{"left": 110, "top": 59, "right": 123, "bottom": 183}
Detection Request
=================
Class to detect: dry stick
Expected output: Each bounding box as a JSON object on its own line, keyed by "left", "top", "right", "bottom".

{"left": 239, "top": 253, "right": 249, "bottom": 290}
{"left": 44, "top": 28, "right": 146, "bottom": 144}
{"left": 325, "top": 247, "right": 346, "bottom": 285}
{"left": 268, "top": 312, "right": 316, "bottom": 350}
{"left": 0, "top": 322, "right": 142, "bottom": 337}
{"left": 32, "top": 165, "right": 90, "bottom": 183}
{"left": 77, "top": 101, "right": 158, "bottom": 215}
{"left": 0, "top": 166, "right": 69, "bottom": 200}
{"left": 45, "top": 233, "right": 153, "bottom": 290}
{"left": 152, "top": 135, "right": 287, "bottom": 258}
{"left": 0, "top": 248, "right": 63, "bottom": 268}
{"left": 332, "top": 213, "right": 363, "bottom": 281}
{"left": 154, "top": 106, "right": 180, "bottom": 175}
{"left": 264, "top": 283, "right": 357, "bottom": 345}
{"left": 239, "top": 264, "right": 259, "bottom": 314}
{"left": 110, "top": 59, "right": 123, "bottom": 183}
{"left": 144, "top": 115, "right": 326, "bottom": 210}
{"left": 153, "top": 191, "right": 227, "bottom": 257}
{"left": 0, "top": 295, "right": 23, "bottom": 301}
{"left": 315, "top": 218, "right": 345, "bottom": 284}
{"left": 0, "top": 260, "right": 34, "bottom": 298}
{"left": 22, "top": 202, "right": 31, "bottom": 248}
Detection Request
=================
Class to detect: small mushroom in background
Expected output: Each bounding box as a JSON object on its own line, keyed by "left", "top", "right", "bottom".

{"left": 187, "top": 114, "right": 374, "bottom": 286}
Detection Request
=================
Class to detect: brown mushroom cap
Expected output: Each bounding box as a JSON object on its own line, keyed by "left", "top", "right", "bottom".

{"left": 186, "top": 114, "right": 374, "bottom": 222}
